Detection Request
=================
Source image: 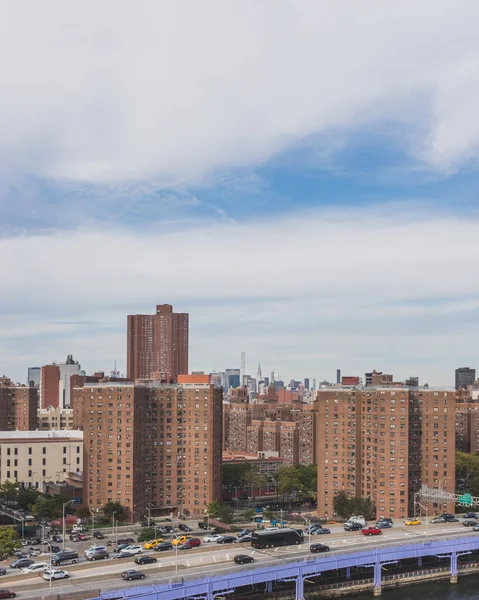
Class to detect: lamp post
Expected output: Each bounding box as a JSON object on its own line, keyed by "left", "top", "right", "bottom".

{"left": 89, "top": 508, "right": 95, "bottom": 534}
{"left": 40, "top": 524, "right": 52, "bottom": 596}
{"left": 414, "top": 493, "right": 429, "bottom": 538}
{"left": 145, "top": 508, "right": 151, "bottom": 528}
{"left": 62, "top": 499, "right": 74, "bottom": 551}
{"left": 174, "top": 534, "right": 179, "bottom": 578}
{"left": 300, "top": 515, "right": 311, "bottom": 555}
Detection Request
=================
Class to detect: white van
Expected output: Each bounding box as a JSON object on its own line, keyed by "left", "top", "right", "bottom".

{"left": 22, "top": 562, "right": 49, "bottom": 574}
{"left": 346, "top": 515, "right": 366, "bottom": 527}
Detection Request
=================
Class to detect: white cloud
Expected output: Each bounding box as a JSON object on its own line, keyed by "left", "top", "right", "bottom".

{"left": 1, "top": 204, "right": 479, "bottom": 384}
{"left": 1, "top": 1, "right": 479, "bottom": 184}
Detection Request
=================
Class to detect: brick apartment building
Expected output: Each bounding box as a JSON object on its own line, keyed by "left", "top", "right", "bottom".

{"left": 0, "top": 377, "right": 38, "bottom": 431}
{"left": 223, "top": 399, "right": 317, "bottom": 466}
{"left": 77, "top": 374, "right": 222, "bottom": 519}
{"left": 127, "top": 304, "right": 188, "bottom": 382}
{"left": 316, "top": 387, "right": 456, "bottom": 521}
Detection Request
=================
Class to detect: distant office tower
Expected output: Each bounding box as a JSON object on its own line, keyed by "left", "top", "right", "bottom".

{"left": 257, "top": 363, "right": 262, "bottom": 380}
{"left": 0, "top": 376, "right": 38, "bottom": 431}
{"left": 316, "top": 387, "right": 456, "bottom": 520}
{"left": 79, "top": 374, "right": 222, "bottom": 518}
{"left": 336, "top": 369, "right": 341, "bottom": 384}
{"left": 304, "top": 378, "right": 310, "bottom": 390}
{"left": 127, "top": 304, "right": 188, "bottom": 382}
{"left": 27, "top": 367, "right": 41, "bottom": 388}
{"left": 455, "top": 367, "right": 476, "bottom": 390}
{"left": 225, "top": 369, "right": 240, "bottom": 389}
{"left": 240, "top": 352, "right": 246, "bottom": 386}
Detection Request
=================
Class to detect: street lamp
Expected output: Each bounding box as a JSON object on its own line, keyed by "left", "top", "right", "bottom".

{"left": 414, "top": 493, "right": 429, "bottom": 538}
{"left": 40, "top": 524, "right": 52, "bottom": 596}
{"left": 62, "top": 500, "right": 74, "bottom": 551}
{"left": 13, "top": 511, "right": 25, "bottom": 544}
{"left": 145, "top": 508, "right": 151, "bottom": 528}
{"left": 300, "top": 515, "right": 311, "bottom": 555}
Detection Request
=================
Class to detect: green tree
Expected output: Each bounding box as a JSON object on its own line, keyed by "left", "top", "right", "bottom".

{"left": 244, "top": 467, "right": 268, "bottom": 504}
{"left": 332, "top": 491, "right": 349, "bottom": 519}
{"left": 137, "top": 527, "right": 156, "bottom": 543}
{"left": 456, "top": 451, "right": 479, "bottom": 496}
{"left": 217, "top": 504, "right": 234, "bottom": 524}
{"left": 17, "top": 487, "right": 40, "bottom": 511}
{"left": 0, "top": 481, "right": 19, "bottom": 506}
{"left": 30, "top": 496, "right": 63, "bottom": 520}
{"left": 102, "top": 502, "right": 126, "bottom": 522}
{"left": 243, "top": 508, "right": 255, "bottom": 521}
{"left": 222, "top": 462, "right": 252, "bottom": 492}
{"left": 297, "top": 465, "right": 317, "bottom": 496}
{"left": 0, "top": 526, "right": 20, "bottom": 559}
{"left": 75, "top": 506, "right": 92, "bottom": 520}
{"left": 205, "top": 501, "right": 221, "bottom": 518}
{"left": 277, "top": 466, "right": 301, "bottom": 498}
{"left": 333, "top": 492, "right": 376, "bottom": 520}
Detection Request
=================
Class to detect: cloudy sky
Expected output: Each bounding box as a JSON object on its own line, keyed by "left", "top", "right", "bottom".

{"left": 1, "top": 0, "right": 479, "bottom": 385}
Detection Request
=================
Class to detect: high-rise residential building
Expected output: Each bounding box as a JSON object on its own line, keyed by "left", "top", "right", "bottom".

{"left": 0, "top": 377, "right": 38, "bottom": 431}
{"left": 37, "top": 406, "right": 74, "bottom": 431}
{"left": 316, "top": 387, "right": 456, "bottom": 520}
{"left": 455, "top": 367, "right": 476, "bottom": 390}
{"left": 40, "top": 355, "right": 82, "bottom": 409}
{"left": 127, "top": 304, "right": 188, "bottom": 382}
{"left": 79, "top": 374, "right": 222, "bottom": 519}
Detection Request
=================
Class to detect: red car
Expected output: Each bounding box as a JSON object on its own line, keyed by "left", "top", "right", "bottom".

{"left": 362, "top": 526, "right": 382, "bottom": 536}
{"left": 77, "top": 534, "right": 89, "bottom": 541}
{"left": 179, "top": 538, "right": 201, "bottom": 550}
{"left": 0, "top": 591, "right": 16, "bottom": 599}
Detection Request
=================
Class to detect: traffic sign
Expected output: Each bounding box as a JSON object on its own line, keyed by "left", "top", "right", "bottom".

{"left": 459, "top": 493, "right": 473, "bottom": 506}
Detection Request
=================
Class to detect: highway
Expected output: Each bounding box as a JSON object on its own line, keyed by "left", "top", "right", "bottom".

{"left": 4, "top": 521, "right": 477, "bottom": 598}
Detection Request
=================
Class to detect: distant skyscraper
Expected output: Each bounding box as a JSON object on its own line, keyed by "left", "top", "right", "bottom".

{"left": 304, "top": 378, "right": 310, "bottom": 390}
{"left": 225, "top": 369, "right": 240, "bottom": 389}
{"left": 27, "top": 367, "right": 41, "bottom": 387}
{"left": 336, "top": 369, "right": 341, "bottom": 384}
{"left": 455, "top": 367, "right": 476, "bottom": 390}
{"left": 257, "top": 363, "right": 262, "bottom": 380}
{"left": 127, "top": 304, "right": 188, "bottom": 382}
{"left": 240, "top": 352, "right": 246, "bottom": 386}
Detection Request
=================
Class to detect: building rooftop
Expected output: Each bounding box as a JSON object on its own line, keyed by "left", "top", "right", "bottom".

{"left": 0, "top": 430, "right": 83, "bottom": 440}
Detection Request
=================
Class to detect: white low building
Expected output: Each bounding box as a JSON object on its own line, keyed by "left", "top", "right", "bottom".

{"left": 0, "top": 430, "right": 83, "bottom": 488}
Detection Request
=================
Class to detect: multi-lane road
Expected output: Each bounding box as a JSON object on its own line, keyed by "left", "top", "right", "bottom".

{"left": 3, "top": 520, "right": 477, "bottom": 599}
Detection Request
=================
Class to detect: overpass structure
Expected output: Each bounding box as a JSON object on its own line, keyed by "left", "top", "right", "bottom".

{"left": 92, "top": 534, "right": 479, "bottom": 600}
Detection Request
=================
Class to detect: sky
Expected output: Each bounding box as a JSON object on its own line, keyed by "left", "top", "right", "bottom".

{"left": 2, "top": 0, "right": 479, "bottom": 386}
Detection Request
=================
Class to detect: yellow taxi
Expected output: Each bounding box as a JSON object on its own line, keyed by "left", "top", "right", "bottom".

{"left": 404, "top": 518, "right": 421, "bottom": 526}
{"left": 172, "top": 535, "right": 191, "bottom": 546}
{"left": 143, "top": 538, "right": 164, "bottom": 549}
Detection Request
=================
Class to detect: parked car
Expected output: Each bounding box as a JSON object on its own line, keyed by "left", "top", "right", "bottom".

{"left": 463, "top": 520, "right": 478, "bottom": 527}
{"left": 179, "top": 538, "right": 201, "bottom": 550}
{"left": 77, "top": 534, "right": 89, "bottom": 541}
{"left": 52, "top": 535, "right": 63, "bottom": 543}
{"left": 464, "top": 512, "right": 478, "bottom": 519}
{"left": 0, "top": 590, "right": 16, "bottom": 599}
{"left": 48, "top": 545, "right": 60, "bottom": 553}
{"left": 155, "top": 542, "right": 173, "bottom": 552}
{"left": 121, "top": 570, "right": 146, "bottom": 581}
{"left": 430, "top": 517, "right": 446, "bottom": 524}
{"left": 198, "top": 522, "right": 210, "bottom": 530}
{"left": 140, "top": 522, "right": 150, "bottom": 528}
{"left": 203, "top": 534, "right": 223, "bottom": 543}
{"left": 120, "top": 545, "right": 143, "bottom": 555}
{"left": 404, "top": 518, "right": 421, "bottom": 526}
{"left": 159, "top": 526, "right": 174, "bottom": 534}
{"left": 362, "top": 527, "right": 382, "bottom": 536}
{"left": 12, "top": 550, "right": 26, "bottom": 557}
{"left": 310, "top": 543, "right": 330, "bottom": 553}
{"left": 135, "top": 555, "right": 157, "bottom": 565}
{"left": 29, "top": 548, "right": 42, "bottom": 557}
{"left": 10, "top": 558, "right": 34, "bottom": 569}
{"left": 69, "top": 535, "right": 80, "bottom": 542}
{"left": 42, "top": 569, "right": 70, "bottom": 581}
{"left": 344, "top": 522, "right": 362, "bottom": 532}
{"left": 234, "top": 554, "right": 254, "bottom": 564}
{"left": 21, "top": 562, "right": 49, "bottom": 574}
{"left": 217, "top": 536, "right": 236, "bottom": 544}
{"left": 178, "top": 524, "right": 191, "bottom": 532}
{"left": 92, "top": 531, "right": 104, "bottom": 539}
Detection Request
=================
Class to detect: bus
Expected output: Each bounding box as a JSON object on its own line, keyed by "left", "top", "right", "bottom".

{"left": 251, "top": 528, "right": 304, "bottom": 549}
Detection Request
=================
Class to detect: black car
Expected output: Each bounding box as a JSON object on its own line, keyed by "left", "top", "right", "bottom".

{"left": 178, "top": 524, "right": 191, "bottom": 532}
{"left": 217, "top": 536, "right": 236, "bottom": 544}
{"left": 376, "top": 522, "right": 392, "bottom": 529}
{"left": 159, "top": 526, "right": 173, "bottom": 534}
{"left": 48, "top": 545, "right": 60, "bottom": 553}
{"left": 10, "top": 558, "right": 34, "bottom": 569}
{"left": 214, "top": 527, "right": 225, "bottom": 534}
{"left": 237, "top": 529, "right": 253, "bottom": 538}
{"left": 121, "top": 570, "right": 146, "bottom": 581}
{"left": 140, "top": 522, "right": 150, "bottom": 528}
{"left": 117, "top": 538, "right": 135, "bottom": 545}
{"left": 464, "top": 512, "right": 478, "bottom": 519}
{"left": 463, "top": 520, "right": 478, "bottom": 527}
{"left": 198, "top": 522, "right": 209, "bottom": 530}
{"left": 92, "top": 531, "right": 104, "bottom": 539}
{"left": 135, "top": 555, "right": 157, "bottom": 565}
{"left": 0, "top": 568, "right": 7, "bottom": 576}
{"left": 155, "top": 542, "right": 173, "bottom": 552}
{"left": 234, "top": 554, "right": 254, "bottom": 564}
{"left": 440, "top": 514, "right": 458, "bottom": 522}
{"left": 310, "top": 543, "right": 330, "bottom": 553}
{"left": 344, "top": 522, "right": 362, "bottom": 531}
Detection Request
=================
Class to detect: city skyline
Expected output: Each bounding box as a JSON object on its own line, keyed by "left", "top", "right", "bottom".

{"left": 3, "top": 3, "right": 479, "bottom": 385}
